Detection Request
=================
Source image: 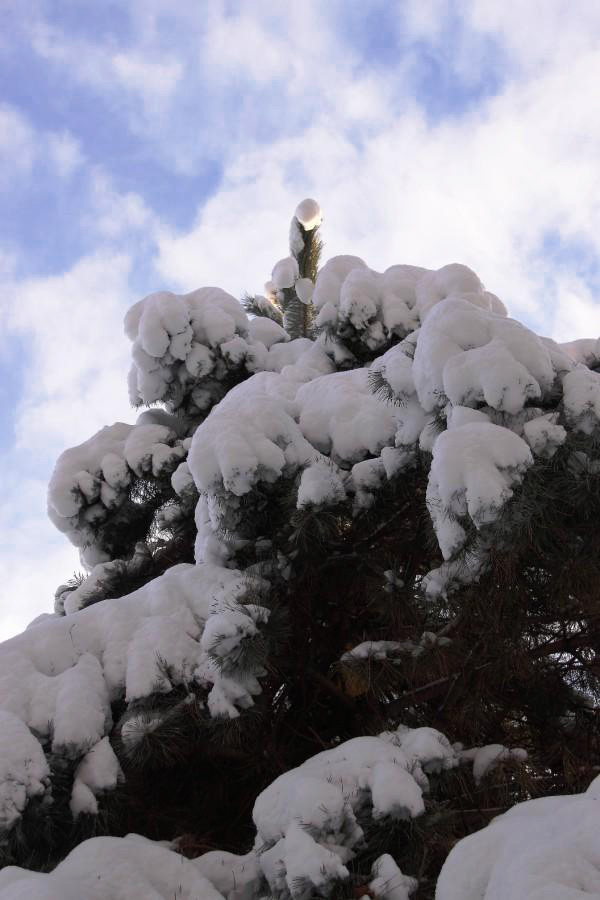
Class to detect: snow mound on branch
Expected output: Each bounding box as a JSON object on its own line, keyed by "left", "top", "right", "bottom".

{"left": 436, "top": 774, "right": 600, "bottom": 900}
{"left": 253, "top": 726, "right": 457, "bottom": 898}
{"left": 70, "top": 736, "right": 123, "bottom": 816}
{"left": 48, "top": 415, "right": 188, "bottom": 569}
{"left": 314, "top": 257, "right": 425, "bottom": 346}
{"left": 297, "top": 368, "right": 400, "bottom": 463}
{"left": 126, "top": 286, "right": 293, "bottom": 415}
{"left": 459, "top": 743, "right": 527, "bottom": 784}
{"left": 189, "top": 372, "right": 314, "bottom": 497}
{"left": 0, "top": 834, "right": 225, "bottom": 899}
{"left": 562, "top": 366, "right": 600, "bottom": 433}
{"left": 370, "top": 853, "right": 418, "bottom": 900}
{"left": 313, "top": 258, "right": 505, "bottom": 352}
{"left": 297, "top": 459, "right": 347, "bottom": 508}
{"left": 0, "top": 712, "right": 50, "bottom": 831}
{"left": 271, "top": 256, "right": 299, "bottom": 291}
{"left": 0, "top": 564, "right": 268, "bottom": 831}
{"left": 415, "top": 262, "right": 506, "bottom": 321}
{"left": 413, "top": 297, "right": 556, "bottom": 413}
{"left": 560, "top": 336, "right": 600, "bottom": 368}
{"left": 426, "top": 423, "right": 533, "bottom": 559}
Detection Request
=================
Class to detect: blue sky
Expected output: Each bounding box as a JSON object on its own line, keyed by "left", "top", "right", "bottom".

{"left": 1, "top": 0, "right": 600, "bottom": 639}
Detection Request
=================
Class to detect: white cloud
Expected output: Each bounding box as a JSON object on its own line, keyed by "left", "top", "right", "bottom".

{"left": 86, "top": 168, "right": 157, "bottom": 240}
{"left": 0, "top": 103, "right": 84, "bottom": 184}
{"left": 550, "top": 277, "right": 600, "bottom": 342}
{"left": 467, "top": 0, "right": 600, "bottom": 72}
{"left": 0, "top": 103, "right": 35, "bottom": 183}
{"left": 0, "top": 477, "right": 78, "bottom": 642}
{"left": 47, "top": 131, "right": 84, "bottom": 178}
{"left": 6, "top": 251, "right": 135, "bottom": 450}
{"left": 28, "top": 20, "right": 184, "bottom": 140}
{"left": 0, "top": 251, "right": 139, "bottom": 639}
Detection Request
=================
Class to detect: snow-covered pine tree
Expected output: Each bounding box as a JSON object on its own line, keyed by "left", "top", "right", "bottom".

{"left": 0, "top": 200, "right": 599, "bottom": 899}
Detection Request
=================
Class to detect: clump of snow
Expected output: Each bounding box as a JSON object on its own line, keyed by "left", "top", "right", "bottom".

{"left": 370, "top": 853, "right": 417, "bottom": 900}
{"left": 422, "top": 549, "right": 488, "bottom": 599}
{"left": 0, "top": 563, "right": 269, "bottom": 832}
{"left": 341, "top": 640, "right": 414, "bottom": 661}
{"left": 247, "top": 316, "right": 289, "bottom": 349}
{"left": 70, "top": 736, "right": 123, "bottom": 816}
{"left": 48, "top": 417, "right": 188, "bottom": 570}
{"left": 562, "top": 366, "right": 600, "bottom": 433}
{"left": 271, "top": 256, "right": 299, "bottom": 291}
{"left": 296, "top": 368, "right": 399, "bottom": 464}
{"left": 459, "top": 743, "right": 527, "bottom": 784}
{"left": 297, "top": 459, "right": 347, "bottom": 508}
{"left": 522, "top": 413, "right": 567, "bottom": 458}
{"left": 413, "top": 297, "right": 555, "bottom": 414}
{"left": 252, "top": 725, "right": 457, "bottom": 898}
{"left": 0, "top": 711, "right": 50, "bottom": 831}
{"left": 312, "top": 255, "right": 368, "bottom": 327}
{"left": 314, "top": 257, "right": 424, "bottom": 348}
{"left": 436, "top": 774, "right": 600, "bottom": 900}
{"left": 294, "top": 276, "right": 314, "bottom": 304}
{"left": 0, "top": 834, "right": 225, "bottom": 899}
{"left": 426, "top": 423, "right": 533, "bottom": 559}
{"left": 295, "top": 198, "right": 322, "bottom": 230}
{"left": 560, "top": 336, "right": 600, "bottom": 368}
{"left": 195, "top": 849, "right": 261, "bottom": 900}
{"left": 126, "top": 287, "right": 255, "bottom": 415}
{"left": 415, "top": 263, "right": 506, "bottom": 321}
{"left": 189, "top": 373, "right": 314, "bottom": 497}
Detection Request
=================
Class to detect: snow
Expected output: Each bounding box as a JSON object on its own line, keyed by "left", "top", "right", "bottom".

{"left": 296, "top": 368, "right": 399, "bottom": 463}
{"left": 426, "top": 423, "right": 533, "bottom": 559}
{"left": 188, "top": 373, "right": 314, "bottom": 497}
{"left": 126, "top": 286, "right": 250, "bottom": 413}
{"left": 312, "top": 255, "right": 367, "bottom": 327}
{"left": 522, "top": 412, "right": 567, "bottom": 458}
{"left": 47, "top": 417, "right": 188, "bottom": 570}
{"left": 0, "top": 834, "right": 225, "bottom": 899}
{"left": 436, "top": 774, "right": 600, "bottom": 900}
{"left": 341, "top": 640, "right": 412, "bottom": 661}
{"left": 295, "top": 198, "right": 322, "bottom": 230}
{"left": 413, "top": 297, "right": 555, "bottom": 414}
{"left": 70, "top": 736, "right": 123, "bottom": 816}
{"left": 123, "top": 423, "right": 176, "bottom": 475}
{"left": 271, "top": 256, "right": 299, "bottom": 291}
{"left": 252, "top": 726, "right": 457, "bottom": 897}
{"left": 459, "top": 743, "right": 528, "bottom": 784}
{"left": 0, "top": 563, "right": 268, "bottom": 830}
{"left": 0, "top": 712, "right": 50, "bottom": 831}
{"left": 559, "top": 336, "right": 600, "bottom": 368}
{"left": 415, "top": 262, "right": 506, "bottom": 321}
{"left": 313, "top": 258, "right": 424, "bottom": 347}
{"left": 247, "top": 316, "right": 288, "bottom": 349}
{"left": 294, "top": 276, "right": 314, "bottom": 304}
{"left": 297, "top": 459, "right": 347, "bottom": 508}
{"left": 562, "top": 366, "right": 600, "bottom": 433}
{"left": 370, "top": 854, "right": 417, "bottom": 900}
{"left": 48, "top": 422, "right": 132, "bottom": 521}
{"left": 195, "top": 850, "right": 261, "bottom": 900}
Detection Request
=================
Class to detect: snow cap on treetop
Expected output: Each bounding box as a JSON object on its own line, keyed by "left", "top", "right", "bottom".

{"left": 294, "top": 198, "right": 322, "bottom": 230}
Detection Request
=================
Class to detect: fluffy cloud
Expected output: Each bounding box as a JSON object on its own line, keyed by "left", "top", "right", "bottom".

{"left": 6, "top": 252, "right": 135, "bottom": 449}
{"left": 0, "top": 252, "right": 138, "bottom": 640}
{"left": 0, "top": 104, "right": 36, "bottom": 183}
